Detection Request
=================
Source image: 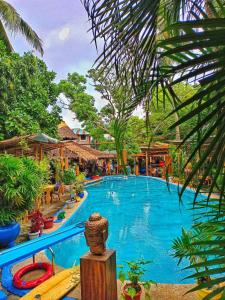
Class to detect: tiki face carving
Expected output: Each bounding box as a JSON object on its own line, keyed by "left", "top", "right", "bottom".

{"left": 84, "top": 213, "right": 108, "bottom": 255}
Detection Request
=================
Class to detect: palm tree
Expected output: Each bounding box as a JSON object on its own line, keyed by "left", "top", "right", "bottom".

{"left": 83, "top": 0, "right": 225, "bottom": 297}
{"left": 0, "top": 0, "right": 43, "bottom": 54}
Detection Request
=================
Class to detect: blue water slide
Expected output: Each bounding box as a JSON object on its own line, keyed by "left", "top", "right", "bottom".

{"left": 0, "top": 223, "right": 85, "bottom": 268}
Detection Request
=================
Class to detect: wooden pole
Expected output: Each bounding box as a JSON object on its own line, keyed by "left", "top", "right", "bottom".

{"left": 135, "top": 158, "right": 139, "bottom": 176}
{"left": 80, "top": 250, "right": 117, "bottom": 300}
{"left": 39, "top": 144, "right": 43, "bottom": 161}
{"left": 60, "top": 146, "right": 65, "bottom": 170}
{"left": 34, "top": 144, "right": 38, "bottom": 160}
{"left": 65, "top": 157, "right": 69, "bottom": 170}
{"left": 145, "top": 151, "right": 149, "bottom": 176}
{"left": 107, "top": 160, "right": 111, "bottom": 175}
{"left": 75, "top": 165, "right": 80, "bottom": 176}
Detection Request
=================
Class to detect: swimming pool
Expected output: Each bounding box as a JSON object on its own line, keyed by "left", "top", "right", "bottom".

{"left": 50, "top": 176, "right": 203, "bottom": 284}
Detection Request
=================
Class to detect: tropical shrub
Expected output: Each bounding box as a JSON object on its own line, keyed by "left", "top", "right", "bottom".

{"left": 0, "top": 155, "right": 47, "bottom": 225}
{"left": 61, "top": 168, "right": 76, "bottom": 185}
{"left": 76, "top": 172, "right": 86, "bottom": 183}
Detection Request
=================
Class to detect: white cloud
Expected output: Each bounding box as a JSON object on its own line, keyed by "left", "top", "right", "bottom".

{"left": 44, "top": 21, "right": 93, "bottom": 50}
{"left": 45, "top": 24, "right": 72, "bottom": 49}
{"left": 61, "top": 109, "right": 81, "bottom": 128}
{"left": 58, "top": 27, "right": 71, "bottom": 41}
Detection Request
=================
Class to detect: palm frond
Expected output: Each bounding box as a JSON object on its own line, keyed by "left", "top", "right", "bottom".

{"left": 0, "top": 0, "right": 43, "bottom": 54}
{"left": 159, "top": 2, "right": 225, "bottom": 203}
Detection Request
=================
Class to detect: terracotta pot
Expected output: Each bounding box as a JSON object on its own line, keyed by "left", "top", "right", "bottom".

{"left": 43, "top": 217, "right": 54, "bottom": 229}
{"left": 123, "top": 283, "right": 142, "bottom": 300}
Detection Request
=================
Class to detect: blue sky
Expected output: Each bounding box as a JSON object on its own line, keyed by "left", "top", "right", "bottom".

{"left": 7, "top": 0, "right": 143, "bottom": 127}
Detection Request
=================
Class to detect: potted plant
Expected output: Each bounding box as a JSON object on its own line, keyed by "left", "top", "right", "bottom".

{"left": 28, "top": 210, "right": 44, "bottom": 239}
{"left": 28, "top": 210, "right": 54, "bottom": 230}
{"left": 75, "top": 173, "right": 85, "bottom": 198}
{"left": 66, "top": 196, "right": 76, "bottom": 209}
{"left": 76, "top": 182, "right": 84, "bottom": 198}
{"left": 28, "top": 221, "right": 41, "bottom": 240}
{"left": 172, "top": 227, "right": 222, "bottom": 300}
{"left": 65, "top": 186, "right": 77, "bottom": 209}
{"left": 43, "top": 216, "right": 54, "bottom": 229}
{"left": 119, "top": 259, "right": 156, "bottom": 300}
{"left": 0, "top": 155, "right": 47, "bottom": 247}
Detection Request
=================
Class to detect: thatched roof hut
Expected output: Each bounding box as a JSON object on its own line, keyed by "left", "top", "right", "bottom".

{"left": 58, "top": 121, "right": 77, "bottom": 141}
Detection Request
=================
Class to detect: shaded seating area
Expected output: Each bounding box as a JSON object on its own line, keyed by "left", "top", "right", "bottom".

{"left": 133, "top": 143, "right": 172, "bottom": 177}
{"left": 49, "top": 140, "right": 116, "bottom": 178}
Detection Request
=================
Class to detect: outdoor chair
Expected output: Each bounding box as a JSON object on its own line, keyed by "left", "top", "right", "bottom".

{"left": 51, "top": 183, "right": 64, "bottom": 202}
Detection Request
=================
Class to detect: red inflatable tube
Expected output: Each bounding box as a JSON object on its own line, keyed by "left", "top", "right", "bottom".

{"left": 13, "top": 262, "right": 53, "bottom": 289}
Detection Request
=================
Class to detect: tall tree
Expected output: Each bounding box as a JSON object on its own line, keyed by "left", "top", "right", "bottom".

{"left": 0, "top": 41, "right": 61, "bottom": 140}
{"left": 0, "top": 0, "right": 43, "bottom": 54}
{"left": 59, "top": 69, "right": 139, "bottom": 169}
{"left": 88, "top": 67, "right": 140, "bottom": 169}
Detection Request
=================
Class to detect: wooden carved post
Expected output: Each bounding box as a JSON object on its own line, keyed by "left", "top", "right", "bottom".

{"left": 75, "top": 165, "right": 80, "bottom": 176}
{"left": 80, "top": 213, "right": 117, "bottom": 300}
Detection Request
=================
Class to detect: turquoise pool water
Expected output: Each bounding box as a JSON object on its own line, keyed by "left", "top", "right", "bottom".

{"left": 50, "top": 176, "right": 202, "bottom": 284}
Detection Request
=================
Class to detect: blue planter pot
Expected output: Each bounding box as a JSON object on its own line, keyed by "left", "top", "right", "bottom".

{"left": 0, "top": 222, "right": 20, "bottom": 248}
{"left": 78, "top": 192, "right": 84, "bottom": 198}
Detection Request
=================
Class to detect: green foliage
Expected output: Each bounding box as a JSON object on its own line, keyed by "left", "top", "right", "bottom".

{"left": 0, "top": 154, "right": 47, "bottom": 225}
{"left": 150, "top": 84, "right": 198, "bottom": 140}
{"left": 59, "top": 72, "right": 98, "bottom": 125}
{"left": 61, "top": 168, "right": 76, "bottom": 185}
{"left": 0, "top": 41, "right": 61, "bottom": 140}
{"left": 171, "top": 199, "right": 225, "bottom": 297}
{"left": 172, "top": 226, "right": 211, "bottom": 274}
{"left": 39, "top": 157, "right": 51, "bottom": 183}
{"left": 123, "top": 116, "right": 146, "bottom": 154}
